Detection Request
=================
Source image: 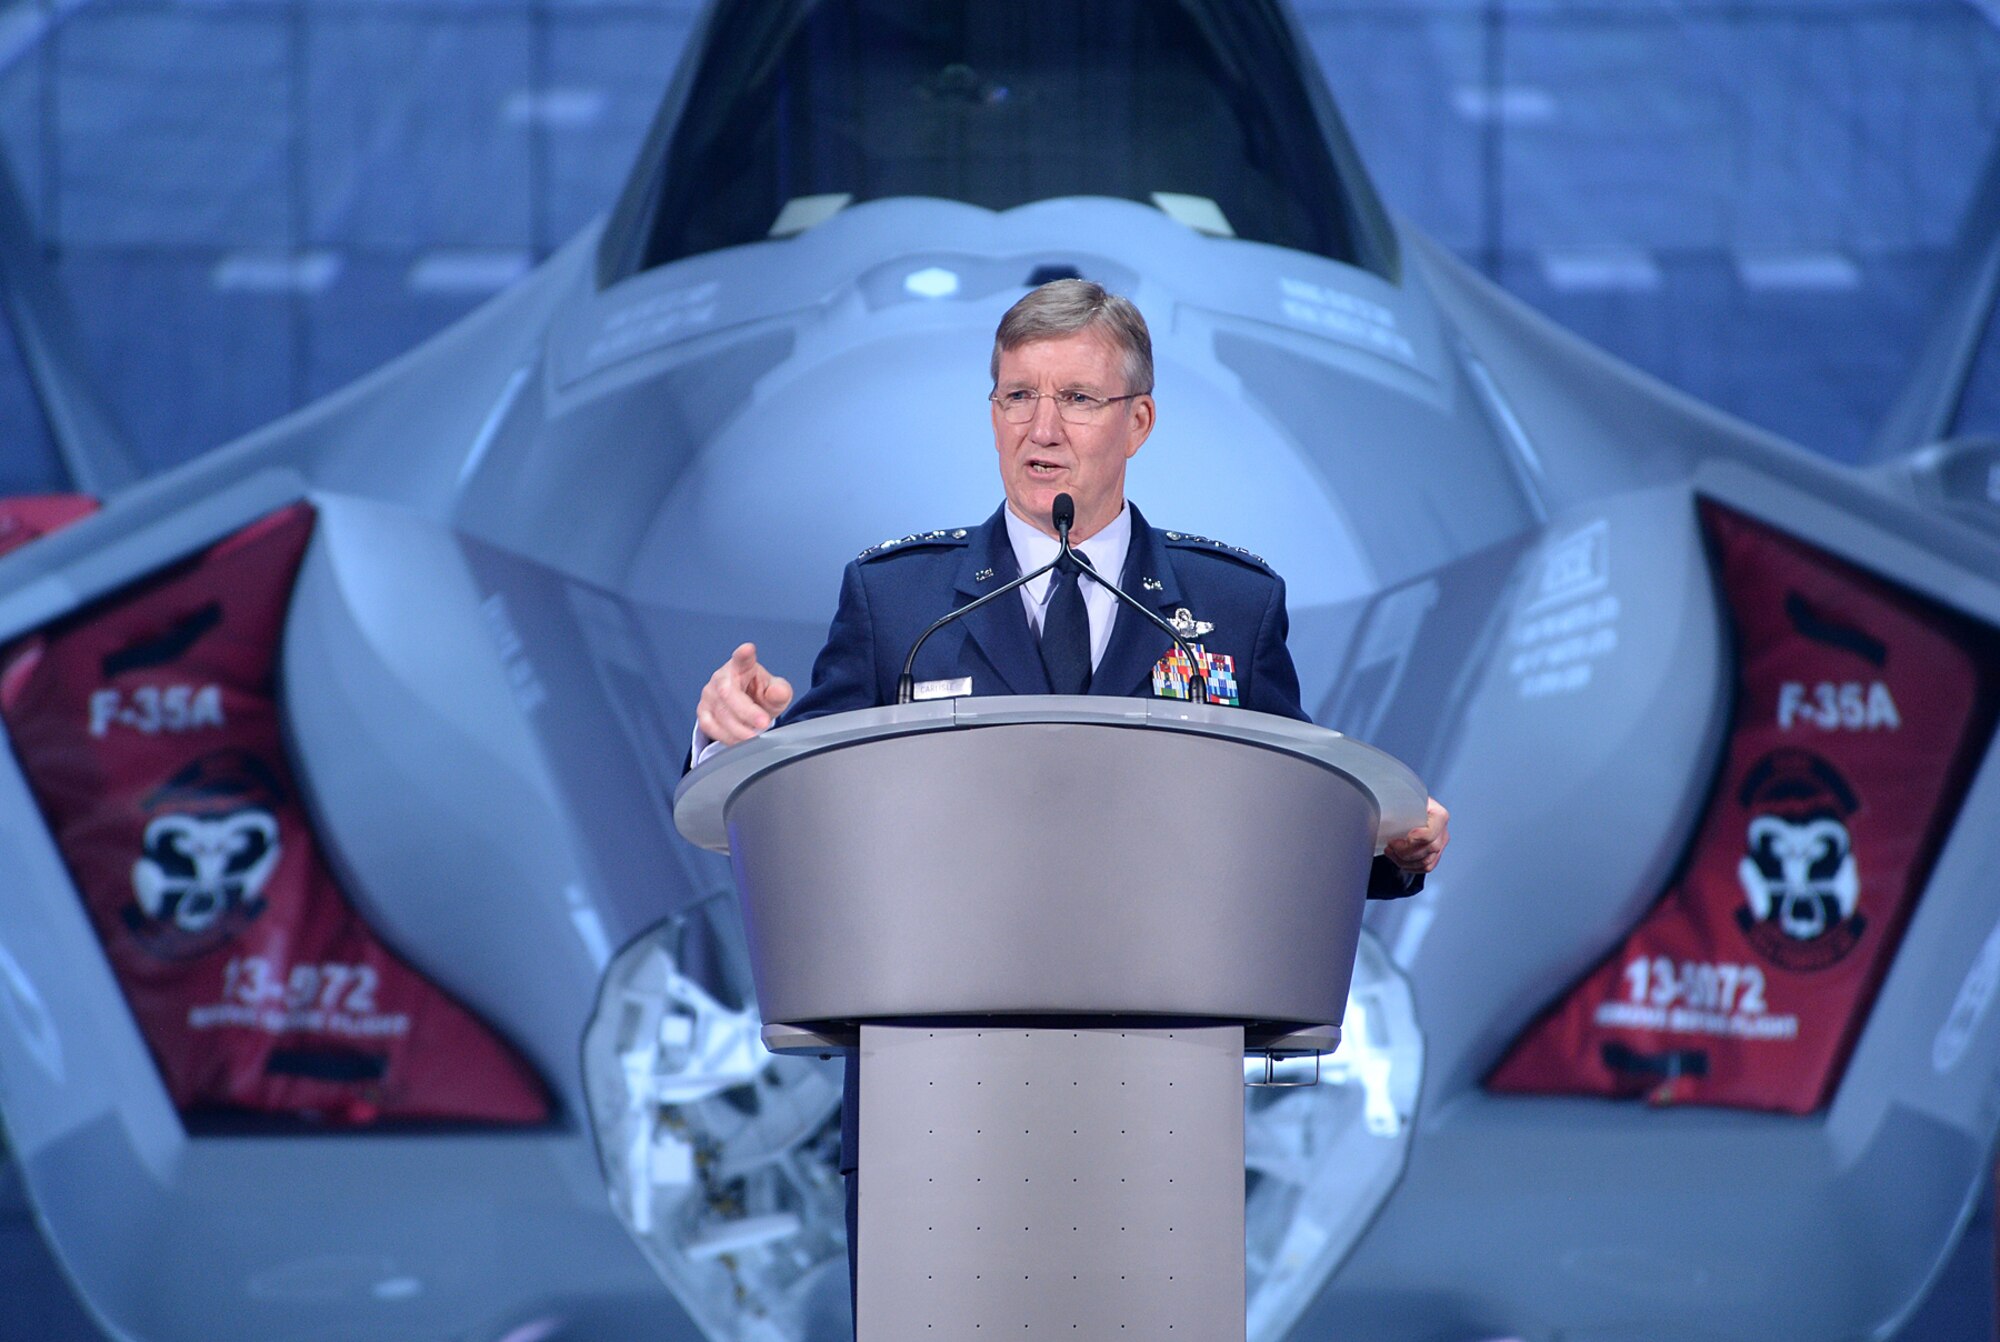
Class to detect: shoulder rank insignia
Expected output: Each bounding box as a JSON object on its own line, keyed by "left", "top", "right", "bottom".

{"left": 1160, "top": 530, "right": 1270, "bottom": 569}
{"left": 857, "top": 527, "right": 972, "bottom": 561}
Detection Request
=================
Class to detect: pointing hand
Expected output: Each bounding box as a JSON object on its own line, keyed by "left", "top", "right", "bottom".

{"left": 696, "top": 643, "right": 794, "bottom": 747}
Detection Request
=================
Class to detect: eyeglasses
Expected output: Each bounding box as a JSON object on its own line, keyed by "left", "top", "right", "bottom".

{"left": 989, "top": 388, "right": 1146, "bottom": 424}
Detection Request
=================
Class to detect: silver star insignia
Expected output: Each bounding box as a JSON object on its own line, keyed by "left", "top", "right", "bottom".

{"left": 1141, "top": 576, "right": 1163, "bottom": 591}
{"left": 975, "top": 567, "right": 994, "bottom": 582}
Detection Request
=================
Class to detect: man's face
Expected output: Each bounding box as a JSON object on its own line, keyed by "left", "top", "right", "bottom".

{"left": 991, "top": 329, "right": 1155, "bottom": 541}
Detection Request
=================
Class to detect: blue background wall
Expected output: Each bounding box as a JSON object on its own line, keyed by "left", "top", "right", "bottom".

{"left": 1, "top": 0, "right": 1997, "bottom": 490}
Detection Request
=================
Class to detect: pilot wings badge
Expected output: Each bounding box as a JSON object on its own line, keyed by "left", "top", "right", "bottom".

{"left": 1170, "top": 607, "right": 1215, "bottom": 639}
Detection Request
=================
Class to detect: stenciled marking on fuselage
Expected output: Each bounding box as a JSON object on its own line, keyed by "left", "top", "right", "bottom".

{"left": 1276, "top": 276, "right": 1417, "bottom": 367}
{"left": 1509, "top": 520, "right": 1619, "bottom": 699}
{"left": 583, "top": 280, "right": 722, "bottom": 366}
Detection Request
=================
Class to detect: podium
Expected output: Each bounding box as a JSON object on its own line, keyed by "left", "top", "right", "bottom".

{"left": 674, "top": 696, "right": 1425, "bottom": 1339}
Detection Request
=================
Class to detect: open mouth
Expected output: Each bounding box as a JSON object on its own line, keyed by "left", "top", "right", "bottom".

{"left": 1027, "top": 458, "right": 1066, "bottom": 478}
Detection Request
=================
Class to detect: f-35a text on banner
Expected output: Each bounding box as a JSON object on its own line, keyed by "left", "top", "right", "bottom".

{"left": 1490, "top": 500, "right": 2000, "bottom": 1112}
{"left": 0, "top": 498, "right": 549, "bottom": 1125}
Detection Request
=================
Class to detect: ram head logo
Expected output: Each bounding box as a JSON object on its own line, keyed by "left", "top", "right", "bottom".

{"left": 1733, "top": 749, "right": 1867, "bottom": 971}
{"left": 132, "top": 809, "right": 281, "bottom": 932}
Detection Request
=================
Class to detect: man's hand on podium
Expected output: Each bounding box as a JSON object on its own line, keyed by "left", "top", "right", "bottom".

{"left": 1385, "top": 797, "right": 1450, "bottom": 874}
{"left": 697, "top": 643, "right": 795, "bottom": 747}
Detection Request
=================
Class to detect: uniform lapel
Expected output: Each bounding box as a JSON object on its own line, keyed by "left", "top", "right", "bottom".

{"left": 1090, "top": 503, "right": 1182, "bottom": 700}
{"left": 953, "top": 505, "right": 1051, "bottom": 695}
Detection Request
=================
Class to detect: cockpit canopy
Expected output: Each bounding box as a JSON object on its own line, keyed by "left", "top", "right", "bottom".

{"left": 599, "top": 0, "right": 1397, "bottom": 285}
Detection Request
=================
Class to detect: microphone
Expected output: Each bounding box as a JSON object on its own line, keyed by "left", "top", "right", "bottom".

{"left": 896, "top": 494, "right": 1214, "bottom": 706}
{"left": 895, "top": 504, "right": 1066, "bottom": 703}
{"left": 1049, "top": 494, "right": 1211, "bottom": 706}
{"left": 1060, "top": 536, "right": 1212, "bottom": 708}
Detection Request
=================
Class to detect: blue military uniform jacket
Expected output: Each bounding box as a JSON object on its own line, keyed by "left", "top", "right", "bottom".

{"left": 773, "top": 502, "right": 1420, "bottom": 1174}
{"left": 787, "top": 501, "right": 1309, "bottom": 719}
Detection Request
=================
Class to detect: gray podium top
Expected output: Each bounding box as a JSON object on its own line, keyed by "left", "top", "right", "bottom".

{"left": 673, "top": 697, "right": 1426, "bottom": 1032}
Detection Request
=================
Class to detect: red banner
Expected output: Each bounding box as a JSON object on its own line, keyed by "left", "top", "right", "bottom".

{"left": 1489, "top": 500, "right": 2000, "bottom": 1112}
{"left": 0, "top": 494, "right": 99, "bottom": 558}
{"left": 1, "top": 502, "right": 548, "bottom": 1124}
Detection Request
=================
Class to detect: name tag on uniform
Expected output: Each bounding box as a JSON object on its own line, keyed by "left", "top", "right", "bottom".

{"left": 913, "top": 677, "right": 973, "bottom": 701}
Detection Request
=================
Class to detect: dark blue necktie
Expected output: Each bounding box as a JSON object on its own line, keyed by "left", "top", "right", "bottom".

{"left": 1040, "top": 552, "right": 1092, "bottom": 694}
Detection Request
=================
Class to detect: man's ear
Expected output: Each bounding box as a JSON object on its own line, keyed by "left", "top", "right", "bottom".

{"left": 1124, "top": 395, "right": 1156, "bottom": 458}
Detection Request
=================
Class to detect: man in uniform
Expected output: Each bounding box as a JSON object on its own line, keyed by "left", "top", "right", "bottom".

{"left": 690, "top": 276, "right": 1449, "bottom": 1309}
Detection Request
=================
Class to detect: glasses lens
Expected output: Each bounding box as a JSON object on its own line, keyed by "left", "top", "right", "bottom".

{"left": 1057, "top": 394, "right": 1098, "bottom": 424}
{"left": 994, "top": 392, "right": 1124, "bottom": 423}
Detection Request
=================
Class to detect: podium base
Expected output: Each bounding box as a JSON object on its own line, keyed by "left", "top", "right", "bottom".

{"left": 856, "top": 1022, "right": 1246, "bottom": 1340}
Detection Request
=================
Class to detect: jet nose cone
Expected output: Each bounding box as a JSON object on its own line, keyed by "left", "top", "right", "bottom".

{"left": 628, "top": 321, "right": 1374, "bottom": 620}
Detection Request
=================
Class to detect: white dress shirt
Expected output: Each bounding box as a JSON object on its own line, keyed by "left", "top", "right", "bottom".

{"left": 693, "top": 503, "right": 1132, "bottom": 764}
{"left": 1002, "top": 500, "right": 1130, "bottom": 673}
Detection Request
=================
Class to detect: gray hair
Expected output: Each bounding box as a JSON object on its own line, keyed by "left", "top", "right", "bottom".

{"left": 990, "top": 279, "right": 1154, "bottom": 395}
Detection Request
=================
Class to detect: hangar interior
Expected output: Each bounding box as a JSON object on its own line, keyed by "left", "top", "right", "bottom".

{"left": 2, "top": 1, "right": 1999, "bottom": 1339}
{"left": 0, "top": 0, "right": 1996, "bottom": 486}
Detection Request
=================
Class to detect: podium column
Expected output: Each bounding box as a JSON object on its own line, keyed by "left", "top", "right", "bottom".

{"left": 857, "top": 1023, "right": 1245, "bottom": 1339}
